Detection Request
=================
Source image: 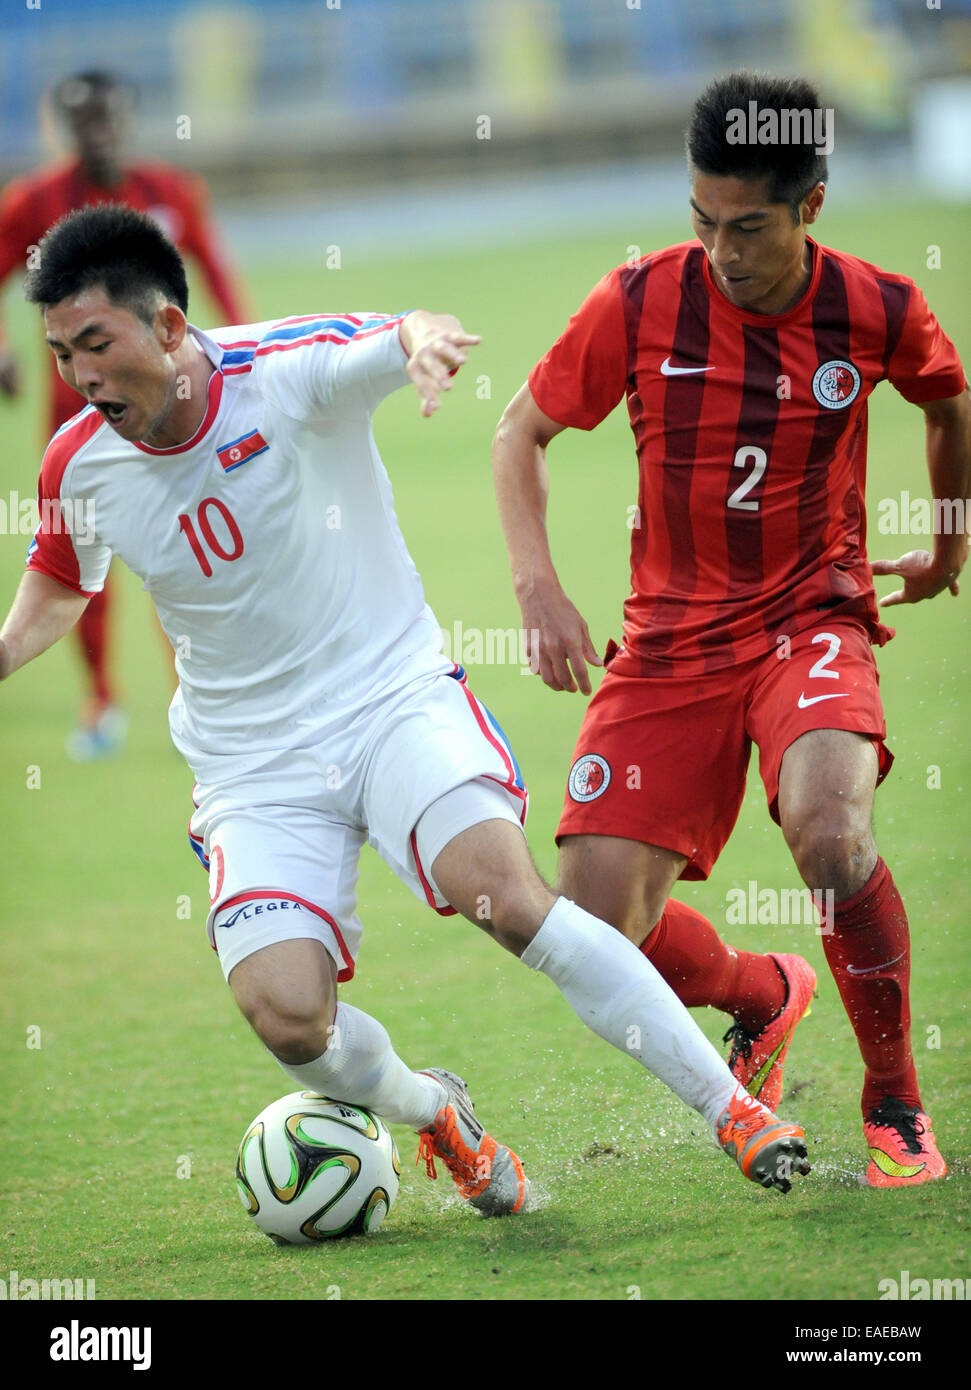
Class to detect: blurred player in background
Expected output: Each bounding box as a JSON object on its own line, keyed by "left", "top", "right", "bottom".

{"left": 0, "top": 69, "right": 248, "bottom": 758}
{"left": 493, "top": 71, "right": 969, "bottom": 1188}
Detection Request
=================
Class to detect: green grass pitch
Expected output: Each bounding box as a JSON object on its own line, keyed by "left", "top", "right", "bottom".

{"left": 0, "top": 200, "right": 968, "bottom": 1302}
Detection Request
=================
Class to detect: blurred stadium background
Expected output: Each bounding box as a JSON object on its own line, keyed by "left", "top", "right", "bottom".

{"left": 2, "top": 0, "right": 970, "bottom": 256}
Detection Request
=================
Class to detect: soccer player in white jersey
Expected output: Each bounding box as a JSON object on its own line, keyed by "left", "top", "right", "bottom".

{"left": 1, "top": 206, "right": 811, "bottom": 1211}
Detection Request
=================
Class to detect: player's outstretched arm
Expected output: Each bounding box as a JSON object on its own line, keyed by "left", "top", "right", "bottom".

{"left": 492, "top": 383, "right": 601, "bottom": 694}
{"left": 0, "top": 570, "right": 89, "bottom": 681}
{"left": 872, "top": 386, "right": 971, "bottom": 606}
{"left": 398, "top": 311, "right": 481, "bottom": 418}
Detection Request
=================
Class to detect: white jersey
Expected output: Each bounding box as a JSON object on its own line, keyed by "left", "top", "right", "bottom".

{"left": 28, "top": 313, "right": 450, "bottom": 779}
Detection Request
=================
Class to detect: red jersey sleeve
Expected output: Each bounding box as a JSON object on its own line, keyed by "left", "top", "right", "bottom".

{"left": 886, "top": 283, "right": 966, "bottom": 404}
{"left": 527, "top": 267, "right": 628, "bottom": 430}
{"left": 0, "top": 177, "right": 36, "bottom": 295}
{"left": 174, "top": 171, "right": 249, "bottom": 325}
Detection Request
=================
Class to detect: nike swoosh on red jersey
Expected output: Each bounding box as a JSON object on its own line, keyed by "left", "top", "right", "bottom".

{"left": 846, "top": 952, "right": 906, "bottom": 976}
{"left": 659, "top": 357, "right": 715, "bottom": 376}
{"left": 797, "top": 691, "right": 851, "bottom": 708}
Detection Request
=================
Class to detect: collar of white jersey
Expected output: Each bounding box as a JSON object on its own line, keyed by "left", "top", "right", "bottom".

{"left": 132, "top": 324, "right": 225, "bottom": 457}
{"left": 190, "top": 323, "right": 225, "bottom": 366}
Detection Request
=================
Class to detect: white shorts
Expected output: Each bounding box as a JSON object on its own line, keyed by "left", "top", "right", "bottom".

{"left": 187, "top": 664, "right": 528, "bottom": 982}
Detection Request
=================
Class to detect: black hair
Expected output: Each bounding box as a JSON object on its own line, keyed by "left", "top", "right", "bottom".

{"left": 24, "top": 204, "right": 189, "bottom": 323}
{"left": 686, "top": 71, "right": 829, "bottom": 220}
{"left": 53, "top": 70, "right": 136, "bottom": 117}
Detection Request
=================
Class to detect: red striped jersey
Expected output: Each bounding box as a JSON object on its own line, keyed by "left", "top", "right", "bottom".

{"left": 528, "top": 238, "right": 966, "bottom": 678}
{"left": 26, "top": 314, "right": 452, "bottom": 783}
{"left": 0, "top": 159, "right": 247, "bottom": 433}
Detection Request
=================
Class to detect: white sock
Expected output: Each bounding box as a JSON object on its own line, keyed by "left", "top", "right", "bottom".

{"left": 521, "top": 897, "right": 742, "bottom": 1130}
{"left": 276, "top": 1002, "right": 446, "bottom": 1129}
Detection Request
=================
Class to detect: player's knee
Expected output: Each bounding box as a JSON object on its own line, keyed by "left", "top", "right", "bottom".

{"left": 481, "top": 886, "right": 538, "bottom": 945}
{"left": 557, "top": 836, "right": 674, "bottom": 944}
{"left": 783, "top": 810, "right": 874, "bottom": 892}
{"left": 235, "top": 989, "right": 334, "bottom": 1064}
{"left": 471, "top": 875, "right": 555, "bottom": 955}
{"left": 227, "top": 937, "right": 338, "bottom": 1062}
{"left": 555, "top": 870, "right": 662, "bottom": 944}
{"left": 254, "top": 1003, "right": 333, "bottom": 1065}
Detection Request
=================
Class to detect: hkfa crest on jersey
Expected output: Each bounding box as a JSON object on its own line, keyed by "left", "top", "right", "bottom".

{"left": 812, "top": 359, "right": 861, "bottom": 410}
{"left": 217, "top": 429, "right": 270, "bottom": 472}
{"left": 568, "top": 754, "right": 611, "bottom": 803}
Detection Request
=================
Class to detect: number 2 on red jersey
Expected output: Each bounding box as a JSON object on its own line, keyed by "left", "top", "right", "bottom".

{"left": 727, "top": 446, "right": 768, "bottom": 512}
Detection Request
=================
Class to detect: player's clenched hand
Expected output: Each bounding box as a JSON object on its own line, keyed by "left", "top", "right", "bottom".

{"left": 399, "top": 311, "right": 481, "bottom": 418}
{"left": 519, "top": 576, "right": 602, "bottom": 694}
{"left": 871, "top": 548, "right": 966, "bottom": 606}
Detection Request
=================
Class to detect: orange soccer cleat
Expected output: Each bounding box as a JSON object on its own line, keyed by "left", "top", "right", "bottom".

{"left": 864, "top": 1099, "right": 947, "bottom": 1187}
{"left": 415, "top": 1068, "right": 530, "bottom": 1215}
{"left": 716, "top": 1088, "right": 811, "bottom": 1193}
{"left": 723, "top": 953, "right": 817, "bottom": 1112}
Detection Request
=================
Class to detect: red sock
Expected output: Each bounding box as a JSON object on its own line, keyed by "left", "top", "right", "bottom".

{"left": 820, "top": 859, "right": 920, "bottom": 1115}
{"left": 641, "top": 900, "right": 786, "bottom": 1034}
{"left": 75, "top": 581, "right": 114, "bottom": 709}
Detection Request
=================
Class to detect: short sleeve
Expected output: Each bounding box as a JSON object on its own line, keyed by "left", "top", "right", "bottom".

{"left": 26, "top": 431, "right": 111, "bottom": 597}
{"left": 527, "top": 268, "right": 628, "bottom": 430}
{"left": 887, "top": 284, "right": 966, "bottom": 404}
{"left": 254, "top": 313, "right": 410, "bottom": 420}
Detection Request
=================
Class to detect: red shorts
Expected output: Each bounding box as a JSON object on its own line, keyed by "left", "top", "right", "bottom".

{"left": 556, "top": 619, "right": 893, "bottom": 880}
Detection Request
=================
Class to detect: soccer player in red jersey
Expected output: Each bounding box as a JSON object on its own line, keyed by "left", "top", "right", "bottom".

{"left": 0, "top": 70, "right": 248, "bottom": 757}
{"left": 493, "top": 72, "right": 969, "bottom": 1187}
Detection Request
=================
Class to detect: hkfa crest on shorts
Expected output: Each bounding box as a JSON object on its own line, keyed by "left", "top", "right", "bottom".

{"left": 812, "top": 359, "right": 861, "bottom": 410}
{"left": 568, "top": 754, "right": 611, "bottom": 802}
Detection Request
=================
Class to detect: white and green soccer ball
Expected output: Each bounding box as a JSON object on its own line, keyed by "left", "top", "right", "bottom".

{"left": 235, "top": 1092, "right": 400, "bottom": 1245}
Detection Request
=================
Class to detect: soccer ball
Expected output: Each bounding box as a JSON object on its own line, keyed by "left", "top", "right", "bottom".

{"left": 235, "top": 1092, "right": 401, "bottom": 1245}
